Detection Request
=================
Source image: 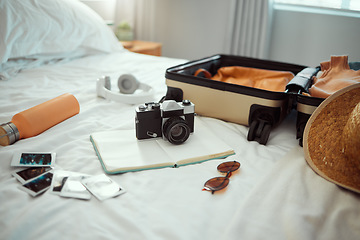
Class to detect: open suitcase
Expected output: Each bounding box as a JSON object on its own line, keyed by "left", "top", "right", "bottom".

{"left": 164, "top": 54, "right": 324, "bottom": 145}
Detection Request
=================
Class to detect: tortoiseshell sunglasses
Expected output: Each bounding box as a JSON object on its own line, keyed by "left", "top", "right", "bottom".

{"left": 203, "top": 161, "right": 240, "bottom": 194}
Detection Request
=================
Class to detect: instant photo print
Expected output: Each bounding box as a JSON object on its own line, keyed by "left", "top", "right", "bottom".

{"left": 18, "top": 172, "right": 53, "bottom": 197}
{"left": 81, "top": 174, "right": 126, "bottom": 201}
{"left": 11, "top": 152, "right": 56, "bottom": 167}
{"left": 12, "top": 167, "right": 52, "bottom": 184}
{"left": 50, "top": 170, "right": 89, "bottom": 195}
{"left": 60, "top": 175, "right": 92, "bottom": 200}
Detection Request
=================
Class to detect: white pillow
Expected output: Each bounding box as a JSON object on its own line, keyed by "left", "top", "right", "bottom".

{"left": 0, "top": 0, "right": 123, "bottom": 64}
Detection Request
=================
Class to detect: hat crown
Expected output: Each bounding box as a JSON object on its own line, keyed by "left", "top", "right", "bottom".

{"left": 342, "top": 102, "right": 360, "bottom": 167}
{"left": 304, "top": 83, "right": 360, "bottom": 193}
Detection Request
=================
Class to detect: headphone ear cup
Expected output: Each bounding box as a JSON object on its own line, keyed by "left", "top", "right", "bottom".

{"left": 104, "top": 76, "right": 111, "bottom": 90}
{"left": 118, "top": 74, "right": 139, "bottom": 94}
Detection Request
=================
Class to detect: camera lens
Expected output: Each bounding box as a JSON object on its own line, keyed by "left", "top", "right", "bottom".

{"left": 163, "top": 117, "right": 190, "bottom": 145}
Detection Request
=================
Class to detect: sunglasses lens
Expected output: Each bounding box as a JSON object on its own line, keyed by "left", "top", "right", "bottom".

{"left": 217, "top": 161, "right": 240, "bottom": 173}
{"left": 204, "top": 177, "right": 230, "bottom": 191}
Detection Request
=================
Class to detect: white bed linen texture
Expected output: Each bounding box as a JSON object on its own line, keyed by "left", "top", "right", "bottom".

{"left": 1, "top": 51, "right": 359, "bottom": 240}
{"left": 0, "top": 0, "right": 122, "bottom": 80}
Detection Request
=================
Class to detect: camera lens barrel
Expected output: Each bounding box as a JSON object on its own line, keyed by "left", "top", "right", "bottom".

{"left": 163, "top": 117, "right": 191, "bottom": 145}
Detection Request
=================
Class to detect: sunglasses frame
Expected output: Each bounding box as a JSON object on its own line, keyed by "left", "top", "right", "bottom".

{"left": 203, "top": 160, "right": 240, "bottom": 194}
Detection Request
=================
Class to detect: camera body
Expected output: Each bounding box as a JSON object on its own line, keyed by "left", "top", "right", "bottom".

{"left": 135, "top": 100, "right": 195, "bottom": 144}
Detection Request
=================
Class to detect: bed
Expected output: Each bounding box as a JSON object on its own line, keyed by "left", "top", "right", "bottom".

{"left": 1, "top": 1, "right": 359, "bottom": 239}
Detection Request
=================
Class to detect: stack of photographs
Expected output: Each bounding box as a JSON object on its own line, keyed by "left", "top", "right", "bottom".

{"left": 11, "top": 152, "right": 126, "bottom": 200}
{"left": 11, "top": 152, "right": 56, "bottom": 197}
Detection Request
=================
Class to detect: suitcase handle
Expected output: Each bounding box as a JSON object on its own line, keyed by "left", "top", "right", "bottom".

{"left": 286, "top": 67, "right": 320, "bottom": 94}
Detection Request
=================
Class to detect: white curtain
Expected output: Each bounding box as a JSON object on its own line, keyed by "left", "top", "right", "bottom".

{"left": 225, "top": 0, "right": 274, "bottom": 59}
{"left": 114, "top": 0, "right": 156, "bottom": 41}
{"left": 114, "top": 0, "right": 273, "bottom": 59}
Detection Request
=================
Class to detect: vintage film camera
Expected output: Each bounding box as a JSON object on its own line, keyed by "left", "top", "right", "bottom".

{"left": 135, "top": 100, "right": 195, "bottom": 144}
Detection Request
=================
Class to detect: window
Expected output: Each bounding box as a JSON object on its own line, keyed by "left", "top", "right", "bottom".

{"left": 275, "top": 0, "right": 360, "bottom": 12}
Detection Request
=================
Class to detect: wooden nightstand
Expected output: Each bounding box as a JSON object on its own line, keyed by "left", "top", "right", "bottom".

{"left": 121, "top": 40, "right": 162, "bottom": 56}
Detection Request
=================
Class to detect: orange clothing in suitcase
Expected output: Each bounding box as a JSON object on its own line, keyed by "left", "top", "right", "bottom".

{"left": 309, "top": 56, "right": 360, "bottom": 98}
{"left": 195, "top": 66, "right": 294, "bottom": 92}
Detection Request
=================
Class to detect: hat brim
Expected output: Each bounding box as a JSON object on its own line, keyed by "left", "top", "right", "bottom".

{"left": 303, "top": 83, "right": 360, "bottom": 194}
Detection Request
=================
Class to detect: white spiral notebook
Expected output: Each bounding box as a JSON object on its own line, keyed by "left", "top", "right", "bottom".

{"left": 90, "top": 117, "right": 235, "bottom": 174}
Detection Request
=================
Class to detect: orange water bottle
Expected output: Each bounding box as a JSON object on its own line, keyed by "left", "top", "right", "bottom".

{"left": 0, "top": 93, "right": 80, "bottom": 146}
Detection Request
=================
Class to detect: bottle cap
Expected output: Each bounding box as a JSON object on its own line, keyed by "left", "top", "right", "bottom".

{"left": 0, "top": 122, "right": 20, "bottom": 146}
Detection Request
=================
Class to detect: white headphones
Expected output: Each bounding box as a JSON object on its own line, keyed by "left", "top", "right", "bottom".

{"left": 96, "top": 74, "right": 154, "bottom": 104}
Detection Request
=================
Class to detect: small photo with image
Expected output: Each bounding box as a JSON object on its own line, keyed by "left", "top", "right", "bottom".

{"left": 11, "top": 152, "right": 56, "bottom": 167}
{"left": 50, "top": 170, "right": 90, "bottom": 195}
{"left": 12, "top": 167, "right": 52, "bottom": 184}
{"left": 18, "top": 172, "right": 53, "bottom": 197}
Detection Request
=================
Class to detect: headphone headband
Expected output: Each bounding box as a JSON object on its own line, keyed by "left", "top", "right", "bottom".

{"left": 96, "top": 75, "right": 154, "bottom": 104}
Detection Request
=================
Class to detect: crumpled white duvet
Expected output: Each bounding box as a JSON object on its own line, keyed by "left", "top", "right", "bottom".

{"left": 0, "top": 51, "right": 359, "bottom": 240}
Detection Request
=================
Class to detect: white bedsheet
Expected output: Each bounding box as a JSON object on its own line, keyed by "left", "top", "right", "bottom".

{"left": 0, "top": 51, "right": 359, "bottom": 240}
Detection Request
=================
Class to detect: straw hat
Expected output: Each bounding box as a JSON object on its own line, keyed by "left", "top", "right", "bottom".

{"left": 303, "top": 83, "right": 360, "bottom": 193}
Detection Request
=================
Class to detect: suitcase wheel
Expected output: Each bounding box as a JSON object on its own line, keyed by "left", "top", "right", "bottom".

{"left": 247, "top": 119, "right": 272, "bottom": 145}
{"left": 296, "top": 122, "right": 306, "bottom": 147}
